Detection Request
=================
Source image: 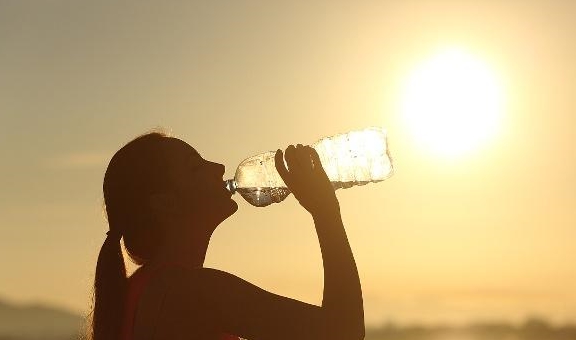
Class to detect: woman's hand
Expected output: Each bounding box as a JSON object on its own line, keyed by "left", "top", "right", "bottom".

{"left": 275, "top": 144, "right": 340, "bottom": 217}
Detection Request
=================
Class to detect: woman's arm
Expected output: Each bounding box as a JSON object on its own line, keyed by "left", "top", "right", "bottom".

{"left": 312, "top": 207, "right": 365, "bottom": 340}
{"left": 276, "top": 145, "right": 364, "bottom": 339}
{"left": 173, "top": 145, "right": 364, "bottom": 340}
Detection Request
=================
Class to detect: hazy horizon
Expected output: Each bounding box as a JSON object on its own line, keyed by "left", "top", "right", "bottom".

{"left": 1, "top": 0, "right": 575, "bottom": 328}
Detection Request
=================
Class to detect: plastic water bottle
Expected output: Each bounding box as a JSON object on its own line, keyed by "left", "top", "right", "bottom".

{"left": 225, "top": 127, "right": 394, "bottom": 207}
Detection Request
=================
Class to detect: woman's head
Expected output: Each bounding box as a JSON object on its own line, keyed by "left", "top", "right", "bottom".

{"left": 103, "top": 131, "right": 237, "bottom": 265}
{"left": 91, "top": 131, "right": 236, "bottom": 340}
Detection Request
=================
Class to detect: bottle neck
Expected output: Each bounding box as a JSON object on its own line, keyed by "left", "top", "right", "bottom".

{"left": 225, "top": 179, "right": 237, "bottom": 194}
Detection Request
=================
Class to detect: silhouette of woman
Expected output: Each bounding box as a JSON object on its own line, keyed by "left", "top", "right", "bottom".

{"left": 90, "top": 132, "right": 364, "bottom": 340}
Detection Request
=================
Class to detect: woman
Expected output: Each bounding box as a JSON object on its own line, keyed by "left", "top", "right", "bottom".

{"left": 91, "top": 132, "right": 364, "bottom": 340}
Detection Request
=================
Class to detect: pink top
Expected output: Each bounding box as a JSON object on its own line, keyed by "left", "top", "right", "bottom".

{"left": 119, "top": 265, "right": 239, "bottom": 340}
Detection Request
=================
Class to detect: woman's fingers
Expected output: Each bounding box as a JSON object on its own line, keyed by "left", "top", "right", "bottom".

{"left": 307, "top": 146, "right": 320, "bottom": 170}
{"left": 284, "top": 145, "right": 298, "bottom": 173}
{"left": 276, "top": 144, "right": 339, "bottom": 214}
{"left": 295, "top": 144, "right": 313, "bottom": 172}
{"left": 278, "top": 143, "right": 326, "bottom": 183}
{"left": 308, "top": 146, "right": 328, "bottom": 178}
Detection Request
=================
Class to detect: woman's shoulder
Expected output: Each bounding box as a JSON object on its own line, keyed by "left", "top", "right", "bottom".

{"left": 147, "top": 264, "right": 236, "bottom": 280}
{"left": 150, "top": 265, "right": 228, "bottom": 281}
{"left": 147, "top": 265, "right": 239, "bottom": 297}
{"left": 151, "top": 265, "right": 264, "bottom": 314}
{"left": 134, "top": 266, "right": 227, "bottom": 339}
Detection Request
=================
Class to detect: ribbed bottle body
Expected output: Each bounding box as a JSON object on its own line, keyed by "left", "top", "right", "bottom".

{"left": 230, "top": 127, "right": 393, "bottom": 207}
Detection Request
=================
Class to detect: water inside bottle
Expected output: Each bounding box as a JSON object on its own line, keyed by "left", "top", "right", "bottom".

{"left": 236, "top": 187, "right": 291, "bottom": 207}
{"left": 330, "top": 180, "right": 384, "bottom": 189}
{"left": 236, "top": 180, "right": 384, "bottom": 207}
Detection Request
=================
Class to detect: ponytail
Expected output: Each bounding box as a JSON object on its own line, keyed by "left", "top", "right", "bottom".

{"left": 89, "top": 131, "right": 171, "bottom": 339}
{"left": 91, "top": 232, "right": 127, "bottom": 340}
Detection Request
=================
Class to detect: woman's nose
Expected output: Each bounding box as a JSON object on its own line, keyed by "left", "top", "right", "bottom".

{"left": 218, "top": 163, "right": 225, "bottom": 177}
{"left": 210, "top": 162, "right": 225, "bottom": 178}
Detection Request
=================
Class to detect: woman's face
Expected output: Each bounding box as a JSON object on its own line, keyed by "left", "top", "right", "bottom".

{"left": 164, "top": 139, "right": 238, "bottom": 230}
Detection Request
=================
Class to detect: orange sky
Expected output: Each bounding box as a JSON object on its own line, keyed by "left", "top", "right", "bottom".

{"left": 0, "top": 1, "right": 574, "bottom": 326}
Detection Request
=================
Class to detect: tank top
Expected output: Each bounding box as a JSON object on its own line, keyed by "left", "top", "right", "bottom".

{"left": 119, "top": 264, "right": 239, "bottom": 340}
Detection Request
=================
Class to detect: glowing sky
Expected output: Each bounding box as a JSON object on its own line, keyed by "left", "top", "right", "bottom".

{"left": 0, "top": 1, "right": 575, "bottom": 326}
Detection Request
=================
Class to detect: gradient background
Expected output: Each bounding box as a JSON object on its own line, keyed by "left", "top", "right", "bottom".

{"left": 1, "top": 0, "right": 574, "bottom": 327}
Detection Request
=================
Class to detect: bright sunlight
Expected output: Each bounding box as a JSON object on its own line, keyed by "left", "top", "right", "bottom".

{"left": 400, "top": 48, "right": 504, "bottom": 158}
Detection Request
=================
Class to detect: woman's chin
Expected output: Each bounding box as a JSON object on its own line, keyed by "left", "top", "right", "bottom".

{"left": 217, "top": 198, "right": 238, "bottom": 222}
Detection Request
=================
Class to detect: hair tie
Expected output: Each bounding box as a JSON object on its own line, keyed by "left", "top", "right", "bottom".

{"left": 106, "top": 230, "right": 123, "bottom": 241}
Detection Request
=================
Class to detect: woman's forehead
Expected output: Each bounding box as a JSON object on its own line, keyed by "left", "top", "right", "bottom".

{"left": 166, "top": 137, "right": 204, "bottom": 164}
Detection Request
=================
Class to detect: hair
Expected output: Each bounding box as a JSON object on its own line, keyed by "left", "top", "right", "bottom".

{"left": 90, "top": 131, "right": 179, "bottom": 340}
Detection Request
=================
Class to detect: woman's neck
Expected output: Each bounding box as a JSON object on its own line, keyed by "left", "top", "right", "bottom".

{"left": 150, "top": 229, "right": 211, "bottom": 269}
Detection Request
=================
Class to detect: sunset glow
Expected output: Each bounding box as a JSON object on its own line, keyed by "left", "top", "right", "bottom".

{"left": 2, "top": 2, "right": 575, "bottom": 334}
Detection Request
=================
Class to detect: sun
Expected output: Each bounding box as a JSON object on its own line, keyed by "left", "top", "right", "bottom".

{"left": 400, "top": 48, "right": 504, "bottom": 158}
